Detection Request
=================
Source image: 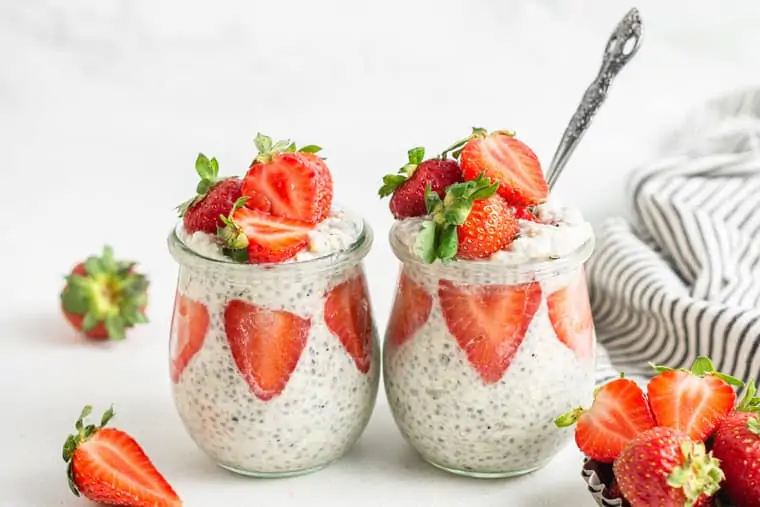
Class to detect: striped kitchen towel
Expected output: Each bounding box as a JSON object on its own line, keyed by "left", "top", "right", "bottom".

{"left": 587, "top": 87, "right": 760, "bottom": 385}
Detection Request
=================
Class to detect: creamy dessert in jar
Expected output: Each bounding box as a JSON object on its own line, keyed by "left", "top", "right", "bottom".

{"left": 168, "top": 134, "right": 380, "bottom": 477}
{"left": 379, "top": 129, "right": 596, "bottom": 478}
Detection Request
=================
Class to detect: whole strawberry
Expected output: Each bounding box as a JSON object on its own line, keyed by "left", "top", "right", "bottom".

{"left": 63, "top": 405, "right": 182, "bottom": 506}
{"left": 60, "top": 246, "right": 149, "bottom": 340}
{"left": 177, "top": 153, "right": 243, "bottom": 234}
{"left": 710, "top": 381, "right": 760, "bottom": 507}
{"left": 613, "top": 426, "right": 723, "bottom": 507}
{"left": 378, "top": 146, "right": 463, "bottom": 219}
{"left": 414, "top": 174, "right": 518, "bottom": 262}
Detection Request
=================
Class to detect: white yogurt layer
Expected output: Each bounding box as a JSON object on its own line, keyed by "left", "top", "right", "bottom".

{"left": 383, "top": 263, "right": 596, "bottom": 474}
{"left": 176, "top": 207, "right": 362, "bottom": 263}
{"left": 394, "top": 200, "right": 593, "bottom": 265}
{"left": 171, "top": 261, "right": 380, "bottom": 474}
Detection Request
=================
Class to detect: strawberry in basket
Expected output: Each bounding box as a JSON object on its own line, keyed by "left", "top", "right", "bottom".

{"left": 557, "top": 357, "right": 750, "bottom": 507}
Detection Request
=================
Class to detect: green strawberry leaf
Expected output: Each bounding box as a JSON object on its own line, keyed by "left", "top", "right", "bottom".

{"left": 408, "top": 146, "right": 425, "bottom": 165}
{"left": 254, "top": 133, "right": 273, "bottom": 154}
{"left": 195, "top": 153, "right": 213, "bottom": 180}
{"left": 424, "top": 185, "right": 442, "bottom": 214}
{"left": 414, "top": 221, "right": 438, "bottom": 264}
{"left": 748, "top": 416, "right": 760, "bottom": 436}
{"left": 437, "top": 225, "right": 458, "bottom": 260}
{"left": 378, "top": 174, "right": 408, "bottom": 198}
{"left": 81, "top": 312, "right": 99, "bottom": 332}
{"left": 105, "top": 315, "right": 126, "bottom": 340}
{"left": 299, "top": 144, "right": 322, "bottom": 154}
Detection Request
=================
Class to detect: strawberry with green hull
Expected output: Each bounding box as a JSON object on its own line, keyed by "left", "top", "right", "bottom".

{"left": 647, "top": 357, "right": 743, "bottom": 442}
{"left": 378, "top": 147, "right": 463, "bottom": 219}
{"left": 63, "top": 405, "right": 182, "bottom": 507}
{"left": 177, "top": 153, "right": 243, "bottom": 234}
{"left": 242, "top": 133, "right": 332, "bottom": 224}
{"left": 415, "top": 174, "right": 519, "bottom": 262}
{"left": 555, "top": 377, "right": 656, "bottom": 463}
{"left": 710, "top": 380, "right": 760, "bottom": 507}
{"left": 613, "top": 426, "right": 723, "bottom": 507}
{"left": 60, "top": 246, "right": 149, "bottom": 340}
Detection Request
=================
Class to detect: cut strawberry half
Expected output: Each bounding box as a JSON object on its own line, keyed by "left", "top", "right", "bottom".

{"left": 63, "top": 406, "right": 182, "bottom": 507}
{"left": 647, "top": 357, "right": 740, "bottom": 442}
{"left": 457, "top": 129, "right": 548, "bottom": 207}
{"left": 170, "top": 292, "right": 209, "bottom": 384}
{"left": 224, "top": 299, "right": 310, "bottom": 401}
{"left": 438, "top": 279, "right": 541, "bottom": 384}
{"left": 242, "top": 134, "right": 333, "bottom": 224}
{"left": 386, "top": 271, "right": 432, "bottom": 349}
{"left": 555, "top": 377, "right": 656, "bottom": 463}
{"left": 230, "top": 206, "right": 313, "bottom": 264}
{"left": 324, "top": 274, "right": 374, "bottom": 374}
{"left": 547, "top": 269, "right": 595, "bottom": 360}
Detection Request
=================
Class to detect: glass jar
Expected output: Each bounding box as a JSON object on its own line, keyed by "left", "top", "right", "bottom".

{"left": 167, "top": 215, "right": 379, "bottom": 478}
{"left": 383, "top": 221, "right": 596, "bottom": 478}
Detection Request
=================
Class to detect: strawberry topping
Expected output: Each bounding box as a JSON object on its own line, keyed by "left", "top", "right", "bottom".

{"left": 177, "top": 153, "right": 242, "bottom": 234}
{"left": 225, "top": 206, "right": 313, "bottom": 264}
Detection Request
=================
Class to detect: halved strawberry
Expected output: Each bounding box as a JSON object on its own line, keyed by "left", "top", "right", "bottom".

{"left": 241, "top": 133, "right": 332, "bottom": 224}
{"left": 386, "top": 271, "right": 432, "bottom": 349}
{"left": 63, "top": 406, "right": 182, "bottom": 507}
{"left": 226, "top": 206, "right": 313, "bottom": 264}
{"left": 456, "top": 128, "right": 548, "bottom": 207}
{"left": 555, "top": 377, "right": 656, "bottom": 463}
{"left": 170, "top": 292, "right": 209, "bottom": 384}
{"left": 547, "top": 269, "right": 595, "bottom": 360}
{"left": 324, "top": 274, "right": 374, "bottom": 374}
{"left": 438, "top": 279, "right": 541, "bottom": 383}
{"left": 224, "top": 299, "right": 310, "bottom": 401}
{"left": 647, "top": 357, "right": 741, "bottom": 442}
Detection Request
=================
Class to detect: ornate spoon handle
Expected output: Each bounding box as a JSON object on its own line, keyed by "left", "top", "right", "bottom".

{"left": 545, "top": 8, "right": 643, "bottom": 189}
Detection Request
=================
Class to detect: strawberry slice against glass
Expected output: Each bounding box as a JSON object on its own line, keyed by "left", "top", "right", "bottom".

{"left": 224, "top": 300, "right": 311, "bottom": 401}
{"left": 547, "top": 268, "right": 595, "bottom": 360}
{"left": 324, "top": 273, "right": 374, "bottom": 374}
{"left": 555, "top": 377, "right": 656, "bottom": 463}
{"left": 170, "top": 292, "right": 209, "bottom": 384}
{"left": 438, "top": 279, "right": 541, "bottom": 384}
{"left": 386, "top": 271, "right": 433, "bottom": 349}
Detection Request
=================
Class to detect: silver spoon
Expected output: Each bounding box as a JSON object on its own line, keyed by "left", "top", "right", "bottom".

{"left": 545, "top": 8, "right": 643, "bottom": 189}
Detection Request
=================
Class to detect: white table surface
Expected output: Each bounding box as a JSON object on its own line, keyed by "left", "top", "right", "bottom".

{"left": 3, "top": 0, "right": 760, "bottom": 505}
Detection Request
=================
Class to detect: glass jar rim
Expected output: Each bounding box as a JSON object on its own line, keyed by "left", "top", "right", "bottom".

{"left": 168, "top": 208, "right": 373, "bottom": 276}
{"left": 388, "top": 220, "right": 595, "bottom": 282}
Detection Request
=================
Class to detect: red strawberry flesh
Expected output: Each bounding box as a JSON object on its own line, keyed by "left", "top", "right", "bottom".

{"left": 438, "top": 280, "right": 541, "bottom": 384}
{"left": 183, "top": 178, "right": 242, "bottom": 234}
{"left": 324, "top": 274, "right": 374, "bottom": 374}
{"left": 386, "top": 271, "right": 432, "bottom": 349}
{"left": 547, "top": 269, "right": 595, "bottom": 360}
{"left": 231, "top": 206, "right": 313, "bottom": 264}
{"left": 170, "top": 293, "right": 209, "bottom": 384}
{"left": 389, "top": 159, "right": 463, "bottom": 219}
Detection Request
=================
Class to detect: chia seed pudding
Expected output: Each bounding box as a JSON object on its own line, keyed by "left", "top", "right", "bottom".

{"left": 167, "top": 209, "right": 380, "bottom": 477}
{"left": 383, "top": 200, "right": 597, "bottom": 478}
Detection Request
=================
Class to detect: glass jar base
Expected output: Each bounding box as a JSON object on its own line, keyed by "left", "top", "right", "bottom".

{"left": 424, "top": 456, "right": 550, "bottom": 479}
{"left": 217, "top": 461, "right": 330, "bottom": 479}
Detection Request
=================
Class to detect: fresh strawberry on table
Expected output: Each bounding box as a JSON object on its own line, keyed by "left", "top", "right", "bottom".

{"left": 613, "top": 426, "right": 723, "bottom": 507}
{"left": 62, "top": 405, "right": 182, "bottom": 507}
{"left": 60, "top": 246, "right": 149, "bottom": 340}
{"left": 554, "top": 376, "right": 656, "bottom": 463}
{"left": 443, "top": 127, "right": 548, "bottom": 207}
{"left": 415, "top": 174, "right": 519, "bottom": 262}
{"left": 437, "top": 278, "right": 541, "bottom": 384}
{"left": 710, "top": 380, "right": 760, "bottom": 507}
{"left": 647, "top": 357, "right": 743, "bottom": 442}
{"left": 224, "top": 299, "right": 311, "bottom": 401}
{"left": 378, "top": 146, "right": 463, "bottom": 219}
{"left": 241, "top": 133, "right": 332, "bottom": 224}
{"left": 176, "top": 153, "right": 243, "bottom": 234}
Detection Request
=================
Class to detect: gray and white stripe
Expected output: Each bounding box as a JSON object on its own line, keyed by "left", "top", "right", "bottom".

{"left": 586, "top": 88, "right": 760, "bottom": 386}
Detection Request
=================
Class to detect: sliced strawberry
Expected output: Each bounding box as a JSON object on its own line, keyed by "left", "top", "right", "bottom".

{"left": 647, "top": 362, "right": 738, "bottom": 442}
{"left": 513, "top": 206, "right": 540, "bottom": 222}
{"left": 555, "top": 378, "right": 656, "bottom": 463}
{"left": 231, "top": 206, "right": 313, "bottom": 264}
{"left": 224, "top": 299, "right": 310, "bottom": 401}
{"left": 170, "top": 292, "right": 209, "bottom": 384}
{"left": 386, "top": 271, "right": 432, "bottom": 349}
{"left": 438, "top": 279, "right": 541, "bottom": 383}
{"left": 242, "top": 137, "right": 333, "bottom": 224}
{"left": 324, "top": 274, "right": 374, "bottom": 374}
{"left": 64, "top": 406, "right": 182, "bottom": 507}
{"left": 459, "top": 130, "right": 548, "bottom": 207}
{"left": 547, "top": 269, "right": 595, "bottom": 360}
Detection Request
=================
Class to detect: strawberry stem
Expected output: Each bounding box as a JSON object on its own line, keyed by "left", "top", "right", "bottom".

{"left": 554, "top": 407, "right": 585, "bottom": 428}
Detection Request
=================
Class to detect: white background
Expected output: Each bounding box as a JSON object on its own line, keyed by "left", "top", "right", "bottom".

{"left": 2, "top": 0, "right": 760, "bottom": 505}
